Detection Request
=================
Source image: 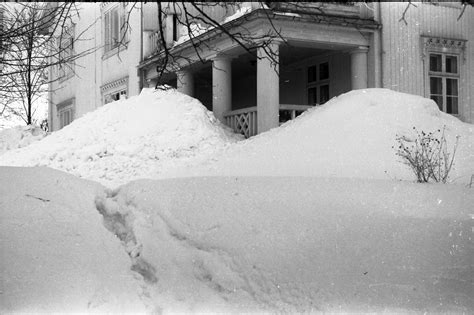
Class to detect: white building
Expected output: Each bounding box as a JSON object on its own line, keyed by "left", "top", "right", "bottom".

{"left": 48, "top": 2, "right": 474, "bottom": 135}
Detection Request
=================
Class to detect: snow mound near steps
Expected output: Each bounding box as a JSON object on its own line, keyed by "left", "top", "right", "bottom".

{"left": 0, "top": 166, "right": 148, "bottom": 313}
{"left": 169, "top": 89, "right": 474, "bottom": 184}
{"left": 0, "top": 88, "right": 241, "bottom": 187}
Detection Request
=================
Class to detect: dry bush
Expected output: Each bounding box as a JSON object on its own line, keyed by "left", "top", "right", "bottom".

{"left": 395, "top": 126, "right": 459, "bottom": 183}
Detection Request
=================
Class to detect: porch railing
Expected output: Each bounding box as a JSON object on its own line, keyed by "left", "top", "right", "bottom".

{"left": 224, "top": 106, "right": 258, "bottom": 138}
{"left": 224, "top": 104, "right": 313, "bottom": 138}
{"left": 143, "top": 31, "right": 161, "bottom": 58}
{"left": 149, "top": 31, "right": 160, "bottom": 55}
{"left": 279, "top": 104, "right": 313, "bottom": 122}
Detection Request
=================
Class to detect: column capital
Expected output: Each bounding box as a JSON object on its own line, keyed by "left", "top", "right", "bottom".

{"left": 209, "top": 53, "right": 235, "bottom": 62}
{"left": 256, "top": 38, "right": 284, "bottom": 47}
{"left": 176, "top": 68, "right": 192, "bottom": 75}
{"left": 349, "top": 46, "right": 369, "bottom": 54}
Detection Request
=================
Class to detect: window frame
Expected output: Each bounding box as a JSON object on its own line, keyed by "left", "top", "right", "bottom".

{"left": 104, "top": 89, "right": 128, "bottom": 104}
{"left": 428, "top": 53, "right": 460, "bottom": 115}
{"left": 56, "top": 98, "right": 75, "bottom": 129}
{"left": 306, "top": 61, "right": 330, "bottom": 106}
{"left": 102, "top": 3, "right": 129, "bottom": 58}
{"left": 57, "top": 24, "right": 75, "bottom": 82}
{"left": 421, "top": 36, "right": 465, "bottom": 117}
{"left": 100, "top": 76, "right": 129, "bottom": 105}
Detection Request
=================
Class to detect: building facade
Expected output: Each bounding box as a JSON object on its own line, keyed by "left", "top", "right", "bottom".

{"left": 48, "top": 2, "right": 474, "bottom": 136}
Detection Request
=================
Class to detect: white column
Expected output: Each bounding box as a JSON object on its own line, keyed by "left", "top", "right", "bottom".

{"left": 212, "top": 57, "right": 232, "bottom": 123}
{"left": 257, "top": 42, "right": 280, "bottom": 133}
{"left": 350, "top": 46, "right": 369, "bottom": 90}
{"left": 176, "top": 69, "right": 194, "bottom": 97}
{"left": 165, "top": 14, "right": 175, "bottom": 46}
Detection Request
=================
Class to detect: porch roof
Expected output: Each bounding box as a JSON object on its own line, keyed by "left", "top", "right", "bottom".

{"left": 138, "top": 7, "right": 380, "bottom": 71}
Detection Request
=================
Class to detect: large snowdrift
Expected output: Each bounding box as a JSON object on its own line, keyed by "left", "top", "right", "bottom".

{"left": 1, "top": 89, "right": 472, "bottom": 186}
{"left": 0, "top": 125, "right": 46, "bottom": 155}
{"left": 0, "top": 88, "right": 240, "bottom": 187}
{"left": 0, "top": 167, "right": 147, "bottom": 313}
{"left": 99, "top": 176, "right": 474, "bottom": 313}
{"left": 168, "top": 89, "right": 474, "bottom": 184}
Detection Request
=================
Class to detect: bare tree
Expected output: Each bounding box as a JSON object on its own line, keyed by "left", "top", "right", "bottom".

{"left": 0, "top": 2, "right": 97, "bottom": 126}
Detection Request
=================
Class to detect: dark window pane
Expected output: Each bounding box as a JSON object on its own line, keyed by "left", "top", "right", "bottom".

{"left": 446, "top": 78, "right": 458, "bottom": 96}
{"left": 319, "top": 62, "right": 329, "bottom": 80}
{"left": 446, "top": 55, "right": 457, "bottom": 74}
{"left": 308, "top": 87, "right": 317, "bottom": 105}
{"left": 430, "top": 77, "right": 442, "bottom": 94}
{"left": 430, "top": 95, "right": 443, "bottom": 111}
{"left": 308, "top": 66, "right": 316, "bottom": 83}
{"left": 446, "top": 97, "right": 458, "bottom": 114}
{"left": 279, "top": 110, "right": 291, "bottom": 123}
{"left": 173, "top": 14, "right": 178, "bottom": 41}
{"left": 320, "top": 84, "right": 329, "bottom": 104}
{"left": 429, "top": 54, "right": 442, "bottom": 72}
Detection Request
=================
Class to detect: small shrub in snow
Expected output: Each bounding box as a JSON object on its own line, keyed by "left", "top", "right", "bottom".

{"left": 395, "top": 126, "right": 459, "bottom": 183}
{"left": 40, "top": 119, "right": 49, "bottom": 132}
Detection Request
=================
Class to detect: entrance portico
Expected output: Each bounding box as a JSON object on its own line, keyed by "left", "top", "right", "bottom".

{"left": 139, "top": 7, "right": 378, "bottom": 137}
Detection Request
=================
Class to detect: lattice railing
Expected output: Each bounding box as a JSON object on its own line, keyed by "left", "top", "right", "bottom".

{"left": 149, "top": 31, "right": 159, "bottom": 54}
{"left": 224, "top": 105, "right": 313, "bottom": 138}
{"left": 224, "top": 107, "right": 257, "bottom": 138}
{"left": 279, "top": 104, "right": 313, "bottom": 124}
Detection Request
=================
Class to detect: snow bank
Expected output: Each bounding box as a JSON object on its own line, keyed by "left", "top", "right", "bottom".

{"left": 0, "top": 167, "right": 148, "bottom": 313}
{"left": 0, "top": 88, "right": 240, "bottom": 187}
{"left": 169, "top": 89, "right": 474, "bottom": 184}
{"left": 99, "top": 176, "right": 474, "bottom": 313}
{"left": 0, "top": 125, "right": 46, "bottom": 155}
{"left": 1, "top": 89, "right": 472, "bottom": 187}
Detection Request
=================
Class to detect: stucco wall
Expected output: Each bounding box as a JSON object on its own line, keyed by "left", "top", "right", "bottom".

{"left": 380, "top": 2, "right": 474, "bottom": 123}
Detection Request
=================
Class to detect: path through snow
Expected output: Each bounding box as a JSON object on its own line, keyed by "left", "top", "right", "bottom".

{"left": 94, "top": 176, "right": 474, "bottom": 313}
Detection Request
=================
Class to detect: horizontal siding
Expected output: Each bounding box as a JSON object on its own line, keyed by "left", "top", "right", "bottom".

{"left": 381, "top": 3, "right": 473, "bottom": 122}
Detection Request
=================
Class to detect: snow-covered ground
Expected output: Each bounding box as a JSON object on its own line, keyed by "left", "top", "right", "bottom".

{"left": 1, "top": 88, "right": 473, "bottom": 313}
{"left": 0, "top": 125, "right": 47, "bottom": 155}
{"left": 2, "top": 168, "right": 473, "bottom": 313}
{"left": 99, "top": 176, "right": 474, "bottom": 313}
{"left": 0, "top": 167, "right": 148, "bottom": 313}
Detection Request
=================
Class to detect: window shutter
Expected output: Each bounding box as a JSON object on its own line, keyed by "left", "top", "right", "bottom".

{"left": 112, "top": 8, "right": 119, "bottom": 46}
{"left": 104, "top": 11, "right": 110, "bottom": 50}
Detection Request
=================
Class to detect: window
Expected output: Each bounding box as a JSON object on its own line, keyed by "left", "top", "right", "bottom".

{"left": 172, "top": 14, "right": 178, "bottom": 42}
{"left": 58, "top": 25, "right": 75, "bottom": 79}
{"left": 100, "top": 77, "right": 129, "bottom": 104}
{"left": 428, "top": 53, "right": 459, "bottom": 115}
{"left": 103, "top": 3, "right": 128, "bottom": 52}
{"left": 164, "top": 13, "right": 180, "bottom": 45}
{"left": 104, "top": 89, "right": 127, "bottom": 104}
{"left": 307, "top": 62, "right": 330, "bottom": 105}
{"left": 422, "top": 36, "right": 466, "bottom": 116}
{"left": 56, "top": 99, "right": 75, "bottom": 129}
